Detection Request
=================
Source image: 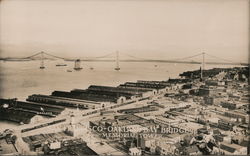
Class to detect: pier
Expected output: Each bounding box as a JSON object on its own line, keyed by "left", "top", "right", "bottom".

{"left": 0, "top": 66, "right": 248, "bottom": 155}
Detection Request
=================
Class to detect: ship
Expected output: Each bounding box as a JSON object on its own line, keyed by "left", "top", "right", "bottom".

{"left": 74, "top": 67, "right": 83, "bottom": 70}
{"left": 56, "top": 63, "right": 67, "bottom": 66}
{"left": 115, "top": 67, "right": 120, "bottom": 71}
{"left": 74, "top": 59, "right": 83, "bottom": 70}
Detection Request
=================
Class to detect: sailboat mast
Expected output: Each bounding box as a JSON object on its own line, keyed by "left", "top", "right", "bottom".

{"left": 116, "top": 51, "right": 119, "bottom": 68}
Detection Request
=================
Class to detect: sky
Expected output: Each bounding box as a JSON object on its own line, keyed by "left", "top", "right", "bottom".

{"left": 0, "top": 0, "right": 249, "bottom": 63}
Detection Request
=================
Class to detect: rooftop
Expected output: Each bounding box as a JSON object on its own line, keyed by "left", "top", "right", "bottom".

{"left": 0, "top": 139, "right": 18, "bottom": 155}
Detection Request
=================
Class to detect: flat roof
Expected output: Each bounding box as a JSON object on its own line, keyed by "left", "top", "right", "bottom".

{"left": 178, "top": 122, "right": 204, "bottom": 129}
{"left": 88, "top": 142, "right": 124, "bottom": 155}
{"left": 29, "top": 94, "right": 102, "bottom": 105}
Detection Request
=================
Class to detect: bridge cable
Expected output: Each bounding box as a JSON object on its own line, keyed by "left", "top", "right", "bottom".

{"left": 21, "top": 52, "right": 43, "bottom": 59}
{"left": 205, "top": 53, "right": 235, "bottom": 63}
{"left": 120, "top": 52, "right": 153, "bottom": 60}
{"left": 43, "top": 52, "right": 67, "bottom": 60}
{"left": 171, "top": 53, "right": 203, "bottom": 62}
{"left": 87, "top": 52, "right": 115, "bottom": 59}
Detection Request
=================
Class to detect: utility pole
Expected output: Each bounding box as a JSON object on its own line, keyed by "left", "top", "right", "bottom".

{"left": 202, "top": 52, "right": 205, "bottom": 71}
{"left": 201, "top": 52, "right": 205, "bottom": 79}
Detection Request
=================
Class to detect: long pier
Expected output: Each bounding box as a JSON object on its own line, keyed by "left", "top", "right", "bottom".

{"left": 18, "top": 99, "right": 140, "bottom": 136}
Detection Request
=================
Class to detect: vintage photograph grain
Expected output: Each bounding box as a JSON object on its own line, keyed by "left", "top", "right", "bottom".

{"left": 0, "top": 0, "right": 249, "bottom": 155}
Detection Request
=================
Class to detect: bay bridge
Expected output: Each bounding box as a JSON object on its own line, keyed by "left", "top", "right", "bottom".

{"left": 0, "top": 51, "right": 248, "bottom": 71}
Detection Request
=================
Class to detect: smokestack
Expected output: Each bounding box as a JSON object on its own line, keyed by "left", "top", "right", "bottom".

{"left": 200, "top": 66, "right": 202, "bottom": 81}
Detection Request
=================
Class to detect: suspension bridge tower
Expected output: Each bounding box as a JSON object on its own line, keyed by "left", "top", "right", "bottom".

{"left": 40, "top": 51, "right": 45, "bottom": 69}
{"left": 74, "top": 59, "right": 82, "bottom": 70}
{"left": 115, "top": 51, "right": 120, "bottom": 71}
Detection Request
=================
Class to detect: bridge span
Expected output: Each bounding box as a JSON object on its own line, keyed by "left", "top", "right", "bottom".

{"left": 0, "top": 51, "right": 248, "bottom": 70}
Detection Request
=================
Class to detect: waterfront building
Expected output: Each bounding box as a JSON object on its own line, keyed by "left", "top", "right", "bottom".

{"left": 204, "top": 96, "right": 224, "bottom": 105}
{"left": 198, "top": 86, "right": 219, "bottom": 96}
{"left": 51, "top": 90, "right": 126, "bottom": 104}
{"left": 155, "top": 143, "right": 178, "bottom": 155}
{"left": 220, "top": 101, "right": 245, "bottom": 110}
{"left": 66, "top": 122, "right": 89, "bottom": 137}
{"left": 129, "top": 147, "right": 142, "bottom": 156}
{"left": 0, "top": 107, "right": 49, "bottom": 124}
{"left": 205, "top": 80, "right": 225, "bottom": 86}
{"left": 218, "top": 142, "right": 247, "bottom": 155}
{"left": 119, "top": 82, "right": 169, "bottom": 94}
{"left": 87, "top": 85, "right": 144, "bottom": 100}
{"left": 224, "top": 110, "right": 248, "bottom": 123}
{"left": 184, "top": 145, "right": 201, "bottom": 155}
{"left": 27, "top": 94, "right": 107, "bottom": 109}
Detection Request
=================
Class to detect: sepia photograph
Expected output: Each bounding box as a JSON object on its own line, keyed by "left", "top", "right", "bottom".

{"left": 0, "top": 0, "right": 249, "bottom": 155}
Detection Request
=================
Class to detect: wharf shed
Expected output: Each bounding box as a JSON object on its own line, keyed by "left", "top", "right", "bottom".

{"left": 0, "top": 108, "right": 43, "bottom": 124}
{"left": 119, "top": 82, "right": 169, "bottom": 94}
{"left": 137, "top": 80, "right": 170, "bottom": 86}
{"left": 15, "top": 101, "right": 64, "bottom": 115}
{"left": 27, "top": 94, "right": 106, "bottom": 109}
{"left": 167, "top": 78, "right": 191, "bottom": 84}
{"left": 87, "top": 85, "right": 142, "bottom": 99}
{"left": 73, "top": 89, "right": 130, "bottom": 99}
{"left": 117, "top": 85, "right": 157, "bottom": 97}
{"left": 137, "top": 80, "right": 172, "bottom": 93}
{"left": 71, "top": 89, "right": 127, "bottom": 104}
{"left": 88, "top": 85, "right": 142, "bottom": 95}
{"left": 52, "top": 90, "right": 126, "bottom": 104}
{"left": 0, "top": 99, "right": 64, "bottom": 115}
